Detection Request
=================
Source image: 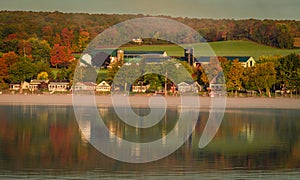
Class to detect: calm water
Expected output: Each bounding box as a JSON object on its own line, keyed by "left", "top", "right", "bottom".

{"left": 0, "top": 105, "right": 300, "bottom": 179}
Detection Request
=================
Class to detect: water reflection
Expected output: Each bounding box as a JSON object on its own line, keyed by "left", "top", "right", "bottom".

{"left": 0, "top": 105, "right": 300, "bottom": 178}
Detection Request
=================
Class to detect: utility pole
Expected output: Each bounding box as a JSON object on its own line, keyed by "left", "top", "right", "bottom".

{"left": 164, "top": 71, "right": 167, "bottom": 96}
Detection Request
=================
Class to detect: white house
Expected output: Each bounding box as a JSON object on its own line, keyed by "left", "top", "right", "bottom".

{"left": 73, "top": 82, "right": 97, "bottom": 91}
{"left": 177, "top": 82, "right": 198, "bottom": 93}
{"left": 48, "top": 82, "right": 70, "bottom": 92}
{"left": 9, "top": 84, "right": 21, "bottom": 91}
{"left": 195, "top": 56, "right": 256, "bottom": 68}
{"left": 28, "top": 80, "right": 49, "bottom": 92}
{"left": 96, "top": 81, "right": 111, "bottom": 92}
{"left": 132, "top": 85, "right": 149, "bottom": 93}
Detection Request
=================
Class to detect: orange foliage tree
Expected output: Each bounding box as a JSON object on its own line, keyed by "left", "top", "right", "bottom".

{"left": 50, "top": 44, "right": 74, "bottom": 68}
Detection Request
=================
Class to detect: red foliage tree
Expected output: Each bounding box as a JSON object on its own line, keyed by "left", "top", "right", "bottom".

{"left": 61, "top": 28, "right": 74, "bottom": 48}
{"left": 2, "top": 51, "right": 19, "bottom": 66}
{"left": 0, "top": 52, "right": 19, "bottom": 84}
{"left": 0, "top": 57, "right": 8, "bottom": 81}
{"left": 50, "top": 44, "right": 74, "bottom": 68}
{"left": 42, "top": 25, "right": 53, "bottom": 44}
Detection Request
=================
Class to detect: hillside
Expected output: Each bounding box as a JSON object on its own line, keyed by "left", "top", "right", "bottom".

{"left": 0, "top": 11, "right": 299, "bottom": 50}
{"left": 208, "top": 40, "right": 300, "bottom": 59}
{"left": 121, "top": 40, "right": 300, "bottom": 59}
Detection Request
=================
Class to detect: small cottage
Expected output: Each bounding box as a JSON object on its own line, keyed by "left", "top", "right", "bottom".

{"left": 73, "top": 82, "right": 97, "bottom": 91}
{"left": 9, "top": 84, "right": 21, "bottom": 91}
{"left": 28, "top": 80, "right": 49, "bottom": 92}
{"left": 177, "top": 82, "right": 198, "bottom": 93}
{"left": 132, "top": 85, "right": 149, "bottom": 93}
{"left": 48, "top": 81, "right": 70, "bottom": 92}
{"left": 96, "top": 81, "right": 111, "bottom": 92}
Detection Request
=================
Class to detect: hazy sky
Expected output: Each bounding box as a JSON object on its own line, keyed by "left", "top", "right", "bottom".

{"left": 0, "top": 0, "right": 299, "bottom": 20}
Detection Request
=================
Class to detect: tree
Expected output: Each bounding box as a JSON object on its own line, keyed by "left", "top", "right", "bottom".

{"left": 253, "top": 62, "right": 276, "bottom": 97}
{"left": 1, "top": 51, "right": 18, "bottom": 67}
{"left": 226, "top": 59, "right": 244, "bottom": 95}
{"left": 0, "top": 52, "right": 19, "bottom": 88}
{"left": 9, "top": 58, "right": 38, "bottom": 93}
{"left": 28, "top": 38, "right": 51, "bottom": 64}
{"left": 78, "top": 30, "right": 90, "bottom": 52}
{"left": 242, "top": 66, "right": 256, "bottom": 91}
{"left": 274, "top": 23, "right": 294, "bottom": 49}
{"left": 0, "top": 39, "right": 19, "bottom": 53}
{"left": 0, "top": 57, "right": 8, "bottom": 85}
{"left": 50, "top": 44, "right": 74, "bottom": 68}
{"left": 278, "top": 53, "right": 300, "bottom": 95}
{"left": 37, "top": 72, "right": 49, "bottom": 80}
{"left": 17, "top": 39, "right": 32, "bottom": 57}
{"left": 194, "top": 63, "right": 209, "bottom": 88}
{"left": 106, "top": 59, "right": 123, "bottom": 84}
{"left": 53, "top": 33, "right": 61, "bottom": 45}
{"left": 61, "top": 28, "right": 74, "bottom": 49}
{"left": 42, "top": 26, "right": 53, "bottom": 45}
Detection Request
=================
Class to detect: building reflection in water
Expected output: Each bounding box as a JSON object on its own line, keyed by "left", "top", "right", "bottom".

{"left": 78, "top": 120, "right": 91, "bottom": 144}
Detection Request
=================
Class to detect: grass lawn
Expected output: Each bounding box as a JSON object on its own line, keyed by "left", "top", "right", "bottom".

{"left": 120, "top": 40, "right": 300, "bottom": 59}
{"left": 97, "top": 69, "right": 108, "bottom": 83}
{"left": 120, "top": 44, "right": 184, "bottom": 57}
{"left": 207, "top": 40, "right": 300, "bottom": 59}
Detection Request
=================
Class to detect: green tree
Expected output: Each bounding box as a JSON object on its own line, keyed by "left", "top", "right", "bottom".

{"left": 278, "top": 53, "right": 300, "bottom": 95}
{"left": 9, "top": 58, "right": 38, "bottom": 93}
{"left": 242, "top": 66, "right": 256, "bottom": 91}
{"left": 274, "top": 23, "right": 294, "bottom": 49}
{"left": 28, "top": 38, "right": 51, "bottom": 64}
{"left": 0, "top": 39, "right": 19, "bottom": 53}
{"left": 106, "top": 60, "right": 123, "bottom": 84}
{"left": 253, "top": 62, "right": 276, "bottom": 97}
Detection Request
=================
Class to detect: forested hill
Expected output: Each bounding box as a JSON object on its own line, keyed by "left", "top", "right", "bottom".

{"left": 0, "top": 11, "right": 299, "bottom": 49}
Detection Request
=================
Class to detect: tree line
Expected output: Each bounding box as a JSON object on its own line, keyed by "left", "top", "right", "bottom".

{"left": 0, "top": 11, "right": 299, "bottom": 50}
{"left": 193, "top": 54, "right": 300, "bottom": 97}
{"left": 102, "top": 53, "right": 300, "bottom": 97}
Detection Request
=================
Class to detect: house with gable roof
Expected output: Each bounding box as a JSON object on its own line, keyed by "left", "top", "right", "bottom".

{"left": 195, "top": 56, "right": 256, "bottom": 67}
{"left": 96, "top": 81, "right": 111, "bottom": 92}
{"left": 225, "top": 56, "right": 255, "bottom": 67}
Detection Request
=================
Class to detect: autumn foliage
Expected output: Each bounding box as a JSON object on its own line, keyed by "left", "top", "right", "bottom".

{"left": 50, "top": 44, "right": 74, "bottom": 68}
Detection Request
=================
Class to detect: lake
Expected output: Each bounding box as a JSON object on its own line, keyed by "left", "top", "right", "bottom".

{"left": 0, "top": 105, "right": 300, "bottom": 179}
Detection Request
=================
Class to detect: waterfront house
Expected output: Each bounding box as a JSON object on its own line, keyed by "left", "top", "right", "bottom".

{"left": 177, "top": 82, "right": 198, "bottom": 93}
{"left": 96, "top": 81, "right": 111, "bottom": 92}
{"left": 9, "top": 84, "right": 21, "bottom": 91}
{"left": 208, "top": 83, "right": 227, "bottom": 96}
{"left": 48, "top": 81, "right": 70, "bottom": 92}
{"left": 132, "top": 85, "right": 149, "bottom": 93}
{"left": 72, "top": 82, "right": 97, "bottom": 91}
{"left": 28, "top": 80, "right": 49, "bottom": 92}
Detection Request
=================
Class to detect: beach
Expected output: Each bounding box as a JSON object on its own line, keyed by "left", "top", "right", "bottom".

{"left": 0, "top": 94, "right": 300, "bottom": 109}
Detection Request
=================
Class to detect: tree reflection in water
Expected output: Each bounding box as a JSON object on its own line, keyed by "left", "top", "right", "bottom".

{"left": 0, "top": 105, "right": 300, "bottom": 177}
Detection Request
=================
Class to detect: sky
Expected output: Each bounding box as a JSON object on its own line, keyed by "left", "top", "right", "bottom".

{"left": 0, "top": 0, "right": 299, "bottom": 20}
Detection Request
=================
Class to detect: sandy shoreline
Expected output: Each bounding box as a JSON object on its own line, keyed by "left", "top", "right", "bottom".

{"left": 0, "top": 94, "right": 300, "bottom": 109}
